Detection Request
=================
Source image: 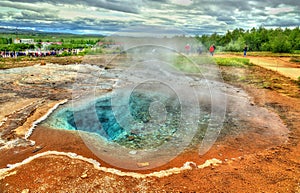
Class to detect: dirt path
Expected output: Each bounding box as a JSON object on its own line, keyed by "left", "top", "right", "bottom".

{"left": 216, "top": 54, "right": 300, "bottom": 80}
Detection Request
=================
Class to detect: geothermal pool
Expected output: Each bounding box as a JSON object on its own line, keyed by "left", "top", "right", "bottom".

{"left": 40, "top": 89, "right": 209, "bottom": 151}
{"left": 39, "top": 83, "right": 213, "bottom": 170}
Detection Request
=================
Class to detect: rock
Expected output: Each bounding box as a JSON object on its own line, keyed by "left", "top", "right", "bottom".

{"left": 137, "top": 162, "right": 150, "bottom": 168}
{"left": 21, "top": 189, "right": 30, "bottom": 193}
{"left": 129, "top": 150, "right": 137, "bottom": 155}
{"left": 32, "top": 146, "right": 43, "bottom": 153}
{"left": 127, "top": 135, "right": 135, "bottom": 141}
{"left": 81, "top": 173, "right": 88, "bottom": 179}
{"left": 29, "top": 141, "right": 36, "bottom": 146}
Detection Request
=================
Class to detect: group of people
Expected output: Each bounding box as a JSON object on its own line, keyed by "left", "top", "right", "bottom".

{"left": 184, "top": 44, "right": 216, "bottom": 56}
{"left": 184, "top": 44, "right": 247, "bottom": 56}
{"left": 184, "top": 44, "right": 204, "bottom": 55}
{"left": 208, "top": 44, "right": 248, "bottom": 57}
{"left": 0, "top": 49, "right": 83, "bottom": 58}
{"left": 0, "top": 51, "right": 59, "bottom": 58}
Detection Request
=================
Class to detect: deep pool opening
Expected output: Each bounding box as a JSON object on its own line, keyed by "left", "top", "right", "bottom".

{"left": 41, "top": 90, "right": 190, "bottom": 150}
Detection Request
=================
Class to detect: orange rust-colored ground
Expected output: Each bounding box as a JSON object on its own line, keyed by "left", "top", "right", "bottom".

{"left": 0, "top": 57, "right": 300, "bottom": 192}
{"left": 1, "top": 86, "right": 299, "bottom": 192}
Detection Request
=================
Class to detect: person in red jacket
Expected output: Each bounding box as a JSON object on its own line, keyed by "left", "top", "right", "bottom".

{"left": 209, "top": 44, "right": 216, "bottom": 56}
{"left": 185, "top": 44, "right": 191, "bottom": 54}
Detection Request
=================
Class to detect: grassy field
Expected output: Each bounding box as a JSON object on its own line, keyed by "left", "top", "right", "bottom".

{"left": 217, "top": 51, "right": 300, "bottom": 57}
{"left": 214, "top": 57, "right": 251, "bottom": 67}
{"left": 173, "top": 55, "right": 251, "bottom": 73}
{"left": 172, "top": 55, "right": 200, "bottom": 73}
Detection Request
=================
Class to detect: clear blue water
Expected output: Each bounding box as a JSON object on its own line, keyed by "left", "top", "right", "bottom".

{"left": 42, "top": 91, "right": 183, "bottom": 149}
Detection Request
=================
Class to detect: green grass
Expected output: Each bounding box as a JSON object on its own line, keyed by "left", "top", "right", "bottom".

{"left": 172, "top": 55, "right": 251, "bottom": 73}
{"left": 214, "top": 57, "right": 250, "bottom": 67}
{"left": 172, "top": 55, "right": 201, "bottom": 73}
{"left": 290, "top": 57, "right": 300, "bottom": 63}
{"left": 218, "top": 51, "right": 300, "bottom": 57}
{"left": 0, "top": 32, "right": 103, "bottom": 43}
{"left": 86, "top": 48, "right": 103, "bottom": 55}
{"left": 189, "top": 56, "right": 215, "bottom": 65}
{"left": 293, "top": 50, "right": 300, "bottom": 54}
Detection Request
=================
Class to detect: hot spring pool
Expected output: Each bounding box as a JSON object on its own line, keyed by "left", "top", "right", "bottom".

{"left": 40, "top": 90, "right": 206, "bottom": 150}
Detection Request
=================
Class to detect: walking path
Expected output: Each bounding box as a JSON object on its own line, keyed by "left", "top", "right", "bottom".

{"left": 216, "top": 54, "right": 300, "bottom": 80}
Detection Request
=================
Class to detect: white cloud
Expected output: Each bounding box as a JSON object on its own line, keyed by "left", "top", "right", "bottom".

{"left": 0, "top": 0, "right": 299, "bottom": 35}
{"left": 170, "top": 0, "right": 193, "bottom": 6}
{"left": 266, "top": 7, "right": 294, "bottom": 15}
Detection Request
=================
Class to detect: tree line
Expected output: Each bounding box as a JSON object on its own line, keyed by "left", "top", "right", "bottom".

{"left": 1, "top": 28, "right": 300, "bottom": 53}
{"left": 196, "top": 27, "right": 300, "bottom": 53}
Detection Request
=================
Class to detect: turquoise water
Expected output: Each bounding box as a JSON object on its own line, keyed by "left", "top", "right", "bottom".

{"left": 50, "top": 96, "right": 125, "bottom": 140}
{"left": 42, "top": 91, "right": 183, "bottom": 149}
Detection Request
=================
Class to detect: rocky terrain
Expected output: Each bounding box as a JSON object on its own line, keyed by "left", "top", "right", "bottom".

{"left": 0, "top": 54, "right": 299, "bottom": 192}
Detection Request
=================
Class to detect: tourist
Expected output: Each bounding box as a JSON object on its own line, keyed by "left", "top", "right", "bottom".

{"left": 185, "top": 44, "right": 191, "bottom": 54}
{"left": 243, "top": 45, "right": 248, "bottom": 57}
{"left": 209, "top": 44, "right": 215, "bottom": 56}
{"left": 197, "top": 46, "right": 202, "bottom": 55}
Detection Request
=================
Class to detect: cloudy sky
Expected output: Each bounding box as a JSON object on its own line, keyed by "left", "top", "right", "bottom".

{"left": 0, "top": 0, "right": 299, "bottom": 36}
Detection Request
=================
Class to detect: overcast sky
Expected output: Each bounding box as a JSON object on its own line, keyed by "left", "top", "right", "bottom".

{"left": 0, "top": 0, "right": 299, "bottom": 36}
